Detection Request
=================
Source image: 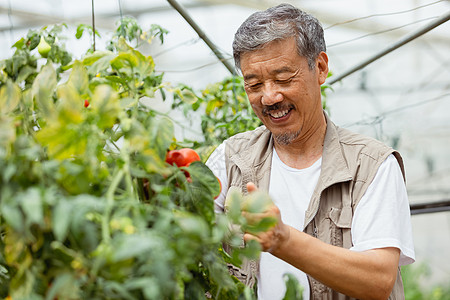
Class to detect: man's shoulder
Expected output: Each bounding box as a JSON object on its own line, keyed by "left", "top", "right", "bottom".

{"left": 335, "top": 124, "right": 406, "bottom": 179}
{"left": 225, "top": 126, "right": 271, "bottom": 151}
{"left": 324, "top": 113, "right": 395, "bottom": 163}
{"left": 335, "top": 126, "right": 393, "bottom": 158}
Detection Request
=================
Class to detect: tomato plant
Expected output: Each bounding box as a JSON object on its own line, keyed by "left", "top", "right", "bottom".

{"left": 0, "top": 20, "right": 268, "bottom": 300}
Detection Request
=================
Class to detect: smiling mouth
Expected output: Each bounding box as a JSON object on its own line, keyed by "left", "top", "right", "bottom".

{"left": 269, "top": 108, "right": 291, "bottom": 119}
{"left": 262, "top": 103, "right": 294, "bottom": 120}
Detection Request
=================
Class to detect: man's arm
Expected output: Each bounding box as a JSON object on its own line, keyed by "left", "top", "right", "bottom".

{"left": 243, "top": 183, "right": 400, "bottom": 300}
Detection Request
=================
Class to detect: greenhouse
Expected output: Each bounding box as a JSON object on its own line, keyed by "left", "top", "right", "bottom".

{"left": 0, "top": 0, "right": 449, "bottom": 299}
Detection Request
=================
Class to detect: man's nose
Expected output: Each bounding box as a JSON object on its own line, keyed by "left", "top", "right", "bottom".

{"left": 261, "top": 83, "right": 283, "bottom": 106}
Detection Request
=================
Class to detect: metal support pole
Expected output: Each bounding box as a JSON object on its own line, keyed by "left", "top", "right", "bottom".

{"left": 167, "top": 0, "right": 235, "bottom": 74}
{"left": 410, "top": 200, "right": 450, "bottom": 215}
{"left": 328, "top": 11, "right": 450, "bottom": 85}
{"left": 91, "top": 0, "right": 96, "bottom": 51}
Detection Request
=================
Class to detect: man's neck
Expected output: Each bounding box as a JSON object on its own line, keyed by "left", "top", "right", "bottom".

{"left": 274, "top": 115, "right": 327, "bottom": 170}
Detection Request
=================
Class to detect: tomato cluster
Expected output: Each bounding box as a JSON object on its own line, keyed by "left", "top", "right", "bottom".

{"left": 165, "top": 148, "right": 221, "bottom": 198}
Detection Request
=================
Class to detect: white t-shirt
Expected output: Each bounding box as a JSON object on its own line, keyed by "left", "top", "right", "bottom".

{"left": 206, "top": 142, "right": 415, "bottom": 300}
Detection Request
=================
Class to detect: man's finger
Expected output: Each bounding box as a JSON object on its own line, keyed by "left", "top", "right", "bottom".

{"left": 242, "top": 210, "right": 272, "bottom": 223}
{"left": 243, "top": 232, "right": 261, "bottom": 244}
{"left": 244, "top": 232, "right": 274, "bottom": 252}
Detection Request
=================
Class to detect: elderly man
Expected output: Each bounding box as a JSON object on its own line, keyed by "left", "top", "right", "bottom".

{"left": 206, "top": 3, "right": 415, "bottom": 300}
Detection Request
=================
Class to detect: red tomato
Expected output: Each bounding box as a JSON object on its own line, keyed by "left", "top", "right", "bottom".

{"left": 165, "top": 148, "right": 200, "bottom": 167}
{"left": 84, "top": 99, "right": 90, "bottom": 107}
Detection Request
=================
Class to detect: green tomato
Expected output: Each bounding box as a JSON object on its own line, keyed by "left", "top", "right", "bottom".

{"left": 241, "top": 190, "right": 273, "bottom": 213}
{"left": 37, "top": 36, "right": 51, "bottom": 58}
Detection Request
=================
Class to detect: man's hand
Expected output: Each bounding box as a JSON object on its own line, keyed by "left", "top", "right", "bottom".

{"left": 242, "top": 182, "right": 291, "bottom": 253}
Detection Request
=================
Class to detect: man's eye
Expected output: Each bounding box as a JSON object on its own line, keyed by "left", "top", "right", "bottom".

{"left": 247, "top": 83, "right": 262, "bottom": 89}
{"left": 276, "top": 78, "right": 292, "bottom": 84}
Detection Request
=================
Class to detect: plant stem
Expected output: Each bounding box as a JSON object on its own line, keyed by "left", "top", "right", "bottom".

{"left": 120, "top": 139, "right": 135, "bottom": 201}
{"left": 102, "top": 168, "right": 124, "bottom": 242}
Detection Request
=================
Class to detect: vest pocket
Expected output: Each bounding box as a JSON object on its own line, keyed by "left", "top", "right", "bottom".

{"left": 327, "top": 207, "right": 352, "bottom": 248}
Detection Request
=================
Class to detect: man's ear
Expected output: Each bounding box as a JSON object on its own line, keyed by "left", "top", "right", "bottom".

{"left": 317, "top": 51, "right": 329, "bottom": 85}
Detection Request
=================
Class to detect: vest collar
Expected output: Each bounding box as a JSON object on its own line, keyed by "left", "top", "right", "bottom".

{"left": 303, "top": 112, "right": 353, "bottom": 227}
{"left": 319, "top": 112, "right": 353, "bottom": 188}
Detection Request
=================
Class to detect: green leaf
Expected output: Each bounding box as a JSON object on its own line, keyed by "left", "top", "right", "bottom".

{"left": 241, "top": 190, "right": 274, "bottom": 213}
{"left": 242, "top": 215, "right": 277, "bottom": 235}
{"left": 119, "top": 97, "right": 136, "bottom": 109}
{"left": 56, "top": 83, "right": 84, "bottom": 124}
{"left": 0, "top": 79, "right": 21, "bottom": 114}
{"left": 112, "top": 233, "right": 162, "bottom": 262}
{"left": 123, "top": 277, "right": 160, "bottom": 298}
{"left": 52, "top": 200, "right": 73, "bottom": 242}
{"left": 180, "top": 89, "right": 198, "bottom": 105}
{"left": 282, "top": 273, "right": 304, "bottom": 300}
{"left": 20, "top": 188, "right": 44, "bottom": 227}
{"left": 67, "top": 195, "right": 104, "bottom": 251}
{"left": 1, "top": 202, "right": 24, "bottom": 232}
{"left": 187, "top": 161, "right": 220, "bottom": 198}
{"left": 87, "top": 53, "right": 116, "bottom": 76}
{"left": 11, "top": 52, "right": 28, "bottom": 76}
{"left": 103, "top": 75, "right": 127, "bottom": 85}
{"left": 183, "top": 161, "right": 218, "bottom": 223}
{"left": 32, "top": 63, "right": 57, "bottom": 117}
{"left": 0, "top": 115, "right": 16, "bottom": 148}
{"left": 134, "top": 50, "right": 155, "bottom": 79}
{"left": 135, "top": 147, "right": 166, "bottom": 174}
{"left": 75, "top": 24, "right": 85, "bottom": 39}
{"left": 148, "top": 116, "right": 174, "bottom": 159}
{"left": 45, "top": 272, "right": 80, "bottom": 300}
{"left": 205, "top": 99, "right": 223, "bottom": 115}
{"left": 111, "top": 52, "right": 138, "bottom": 71}
{"left": 228, "top": 239, "right": 261, "bottom": 267}
{"left": 16, "top": 65, "right": 36, "bottom": 83}
{"left": 67, "top": 61, "right": 89, "bottom": 95}
{"left": 12, "top": 37, "right": 25, "bottom": 49}
{"left": 149, "top": 24, "right": 169, "bottom": 44}
{"left": 103, "top": 281, "right": 135, "bottom": 300}
{"left": 175, "top": 212, "right": 209, "bottom": 240}
{"left": 81, "top": 50, "right": 115, "bottom": 67}
{"left": 36, "top": 118, "right": 87, "bottom": 160}
{"left": 3, "top": 163, "right": 16, "bottom": 182}
{"left": 226, "top": 187, "right": 245, "bottom": 224}
{"left": 91, "top": 84, "right": 120, "bottom": 129}
{"left": 0, "top": 264, "right": 8, "bottom": 280}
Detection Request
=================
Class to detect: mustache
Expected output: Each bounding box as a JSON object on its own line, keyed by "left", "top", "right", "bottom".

{"left": 262, "top": 103, "right": 294, "bottom": 115}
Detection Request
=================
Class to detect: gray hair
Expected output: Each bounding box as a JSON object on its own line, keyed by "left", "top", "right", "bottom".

{"left": 232, "top": 3, "right": 326, "bottom": 71}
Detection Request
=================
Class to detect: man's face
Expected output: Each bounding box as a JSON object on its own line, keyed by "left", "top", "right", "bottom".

{"left": 240, "top": 38, "right": 328, "bottom": 146}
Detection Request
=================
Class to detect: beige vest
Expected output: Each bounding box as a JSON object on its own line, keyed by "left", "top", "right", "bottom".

{"left": 223, "top": 113, "right": 406, "bottom": 299}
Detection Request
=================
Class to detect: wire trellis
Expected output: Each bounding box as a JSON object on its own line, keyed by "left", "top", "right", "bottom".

{"left": 324, "top": 0, "right": 446, "bottom": 30}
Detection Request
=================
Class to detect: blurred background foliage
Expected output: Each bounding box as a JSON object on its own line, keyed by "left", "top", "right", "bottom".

{"left": 402, "top": 264, "right": 450, "bottom": 300}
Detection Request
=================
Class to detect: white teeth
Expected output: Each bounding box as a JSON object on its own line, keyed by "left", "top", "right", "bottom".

{"left": 270, "top": 109, "right": 289, "bottom": 119}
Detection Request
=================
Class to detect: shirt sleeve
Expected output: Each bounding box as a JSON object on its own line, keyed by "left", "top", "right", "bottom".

{"left": 350, "top": 154, "right": 416, "bottom": 266}
{"left": 205, "top": 142, "right": 228, "bottom": 214}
